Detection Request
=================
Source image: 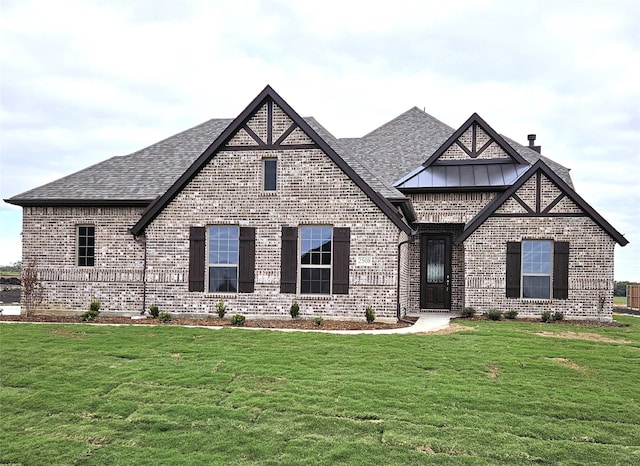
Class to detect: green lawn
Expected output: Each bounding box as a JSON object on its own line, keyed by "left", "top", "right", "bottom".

{"left": 614, "top": 296, "right": 627, "bottom": 306}
{"left": 1, "top": 318, "right": 639, "bottom": 465}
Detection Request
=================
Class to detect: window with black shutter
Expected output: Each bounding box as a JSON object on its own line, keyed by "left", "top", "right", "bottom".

{"left": 188, "top": 227, "right": 205, "bottom": 292}
{"left": 280, "top": 227, "right": 298, "bottom": 293}
{"left": 505, "top": 240, "right": 569, "bottom": 300}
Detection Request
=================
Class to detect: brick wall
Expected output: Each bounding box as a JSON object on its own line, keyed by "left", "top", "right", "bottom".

{"left": 142, "top": 146, "right": 404, "bottom": 320}
{"left": 21, "top": 206, "right": 145, "bottom": 313}
{"left": 464, "top": 216, "right": 615, "bottom": 320}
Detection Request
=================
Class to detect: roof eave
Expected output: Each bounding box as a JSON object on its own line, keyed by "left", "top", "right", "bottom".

{"left": 4, "top": 198, "right": 153, "bottom": 208}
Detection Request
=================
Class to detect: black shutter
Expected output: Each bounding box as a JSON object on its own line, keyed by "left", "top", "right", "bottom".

{"left": 189, "top": 227, "right": 206, "bottom": 292}
{"left": 238, "top": 227, "right": 256, "bottom": 293}
{"left": 332, "top": 227, "right": 350, "bottom": 294}
{"left": 280, "top": 227, "right": 297, "bottom": 293}
{"left": 505, "top": 242, "right": 521, "bottom": 298}
{"left": 553, "top": 241, "right": 569, "bottom": 300}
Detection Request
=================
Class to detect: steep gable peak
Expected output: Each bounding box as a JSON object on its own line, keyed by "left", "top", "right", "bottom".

{"left": 423, "top": 112, "right": 528, "bottom": 167}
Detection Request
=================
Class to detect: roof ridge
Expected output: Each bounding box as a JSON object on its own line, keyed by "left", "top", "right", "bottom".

{"left": 362, "top": 106, "right": 453, "bottom": 139}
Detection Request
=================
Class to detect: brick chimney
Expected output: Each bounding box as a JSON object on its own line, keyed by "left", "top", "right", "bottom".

{"left": 527, "top": 134, "right": 541, "bottom": 153}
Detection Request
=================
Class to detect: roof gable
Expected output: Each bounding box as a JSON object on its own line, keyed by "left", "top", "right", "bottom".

{"left": 423, "top": 113, "right": 528, "bottom": 168}
{"left": 455, "top": 160, "right": 628, "bottom": 245}
{"left": 130, "top": 85, "right": 411, "bottom": 236}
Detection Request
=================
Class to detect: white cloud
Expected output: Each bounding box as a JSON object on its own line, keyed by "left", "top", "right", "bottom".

{"left": 1, "top": 0, "right": 638, "bottom": 279}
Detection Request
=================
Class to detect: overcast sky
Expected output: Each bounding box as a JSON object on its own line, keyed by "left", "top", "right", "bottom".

{"left": 1, "top": 0, "right": 638, "bottom": 280}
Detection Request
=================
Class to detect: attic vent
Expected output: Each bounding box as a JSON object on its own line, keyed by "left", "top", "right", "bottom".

{"left": 527, "top": 134, "right": 541, "bottom": 154}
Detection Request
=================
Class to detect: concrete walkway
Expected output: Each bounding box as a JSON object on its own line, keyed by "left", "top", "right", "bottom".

{"left": 242, "top": 313, "right": 456, "bottom": 335}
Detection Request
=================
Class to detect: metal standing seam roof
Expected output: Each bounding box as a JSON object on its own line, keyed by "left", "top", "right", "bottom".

{"left": 395, "top": 163, "right": 531, "bottom": 190}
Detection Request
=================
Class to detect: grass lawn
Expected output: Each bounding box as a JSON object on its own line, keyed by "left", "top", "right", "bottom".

{"left": 614, "top": 296, "right": 627, "bottom": 306}
{"left": 1, "top": 317, "right": 639, "bottom": 465}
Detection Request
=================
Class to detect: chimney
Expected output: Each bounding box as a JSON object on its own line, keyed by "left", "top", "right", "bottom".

{"left": 527, "top": 134, "right": 541, "bottom": 153}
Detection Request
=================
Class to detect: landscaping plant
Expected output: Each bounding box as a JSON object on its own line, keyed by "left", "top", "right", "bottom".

{"left": 289, "top": 300, "right": 300, "bottom": 319}
{"left": 365, "top": 305, "right": 376, "bottom": 324}
{"left": 216, "top": 299, "right": 227, "bottom": 319}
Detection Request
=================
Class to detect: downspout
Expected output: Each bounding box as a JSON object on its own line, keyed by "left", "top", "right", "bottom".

{"left": 397, "top": 231, "right": 417, "bottom": 324}
{"left": 134, "top": 233, "right": 147, "bottom": 315}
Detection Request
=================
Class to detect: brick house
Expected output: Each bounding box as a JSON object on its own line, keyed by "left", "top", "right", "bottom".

{"left": 6, "top": 86, "right": 628, "bottom": 321}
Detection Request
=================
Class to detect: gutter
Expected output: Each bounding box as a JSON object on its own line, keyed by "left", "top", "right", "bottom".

{"left": 397, "top": 231, "right": 417, "bottom": 324}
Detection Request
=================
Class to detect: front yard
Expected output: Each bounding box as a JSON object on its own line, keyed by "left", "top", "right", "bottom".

{"left": 1, "top": 317, "right": 639, "bottom": 464}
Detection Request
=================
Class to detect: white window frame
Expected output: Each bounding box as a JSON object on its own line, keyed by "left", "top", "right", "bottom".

{"left": 207, "top": 225, "right": 239, "bottom": 293}
{"left": 521, "top": 239, "right": 553, "bottom": 299}
{"left": 299, "top": 225, "right": 333, "bottom": 294}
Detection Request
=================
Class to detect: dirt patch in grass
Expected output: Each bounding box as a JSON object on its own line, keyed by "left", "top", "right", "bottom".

{"left": 423, "top": 323, "right": 475, "bottom": 335}
{"left": 545, "top": 357, "right": 587, "bottom": 372}
{"left": 534, "top": 331, "right": 630, "bottom": 344}
{"left": 0, "top": 314, "right": 413, "bottom": 331}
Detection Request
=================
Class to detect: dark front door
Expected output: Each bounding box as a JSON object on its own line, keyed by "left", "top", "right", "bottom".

{"left": 421, "top": 235, "right": 451, "bottom": 309}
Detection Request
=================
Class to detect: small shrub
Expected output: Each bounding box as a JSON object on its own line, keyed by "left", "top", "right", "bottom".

{"left": 81, "top": 309, "right": 100, "bottom": 322}
{"left": 541, "top": 311, "right": 552, "bottom": 323}
{"left": 485, "top": 309, "right": 502, "bottom": 321}
{"left": 552, "top": 311, "right": 564, "bottom": 322}
{"left": 314, "top": 317, "right": 324, "bottom": 327}
{"left": 290, "top": 300, "right": 300, "bottom": 319}
{"left": 89, "top": 299, "right": 101, "bottom": 312}
{"left": 461, "top": 307, "right": 476, "bottom": 318}
{"left": 365, "top": 305, "right": 376, "bottom": 324}
{"left": 230, "top": 314, "right": 246, "bottom": 326}
{"left": 504, "top": 310, "right": 518, "bottom": 320}
{"left": 159, "top": 312, "right": 172, "bottom": 323}
{"left": 216, "top": 299, "right": 227, "bottom": 319}
{"left": 148, "top": 304, "right": 159, "bottom": 318}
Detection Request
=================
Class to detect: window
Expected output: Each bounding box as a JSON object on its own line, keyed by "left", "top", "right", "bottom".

{"left": 263, "top": 158, "right": 277, "bottom": 191}
{"left": 300, "top": 226, "right": 332, "bottom": 294}
{"left": 77, "top": 225, "right": 95, "bottom": 267}
{"left": 208, "top": 226, "right": 239, "bottom": 293}
{"left": 506, "top": 240, "right": 569, "bottom": 300}
{"left": 521, "top": 240, "right": 552, "bottom": 299}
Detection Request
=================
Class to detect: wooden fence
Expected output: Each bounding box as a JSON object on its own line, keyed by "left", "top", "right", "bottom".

{"left": 628, "top": 285, "right": 640, "bottom": 310}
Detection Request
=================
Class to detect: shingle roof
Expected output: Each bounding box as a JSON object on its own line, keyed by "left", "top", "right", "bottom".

{"left": 7, "top": 98, "right": 573, "bottom": 207}
{"left": 7, "top": 118, "right": 233, "bottom": 205}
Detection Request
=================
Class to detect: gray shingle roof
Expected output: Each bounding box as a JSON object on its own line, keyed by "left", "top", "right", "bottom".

{"left": 7, "top": 104, "right": 573, "bottom": 205}
{"left": 8, "top": 118, "right": 232, "bottom": 204}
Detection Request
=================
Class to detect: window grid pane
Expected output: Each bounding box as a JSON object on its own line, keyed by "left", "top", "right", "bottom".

{"left": 77, "top": 226, "right": 95, "bottom": 267}
{"left": 300, "top": 226, "right": 332, "bottom": 294}
{"left": 208, "top": 226, "right": 239, "bottom": 293}
{"left": 521, "top": 240, "right": 552, "bottom": 299}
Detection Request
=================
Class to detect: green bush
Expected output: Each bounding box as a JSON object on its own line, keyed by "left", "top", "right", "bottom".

{"left": 365, "top": 306, "right": 376, "bottom": 324}
{"left": 314, "top": 317, "right": 324, "bottom": 327}
{"left": 485, "top": 309, "right": 502, "bottom": 321}
{"left": 290, "top": 300, "right": 300, "bottom": 319}
{"left": 504, "top": 310, "right": 518, "bottom": 320}
{"left": 553, "top": 311, "right": 564, "bottom": 322}
{"left": 230, "top": 314, "right": 246, "bottom": 326}
{"left": 216, "top": 299, "right": 227, "bottom": 319}
{"left": 461, "top": 307, "right": 476, "bottom": 318}
{"left": 148, "top": 304, "right": 159, "bottom": 318}
{"left": 159, "top": 312, "right": 172, "bottom": 323}
{"left": 541, "top": 311, "right": 553, "bottom": 323}
{"left": 81, "top": 309, "right": 100, "bottom": 322}
{"left": 89, "top": 299, "right": 101, "bottom": 312}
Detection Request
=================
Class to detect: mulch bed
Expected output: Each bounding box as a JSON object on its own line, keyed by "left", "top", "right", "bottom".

{"left": 0, "top": 314, "right": 416, "bottom": 331}
{"left": 453, "top": 316, "right": 629, "bottom": 327}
